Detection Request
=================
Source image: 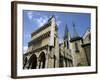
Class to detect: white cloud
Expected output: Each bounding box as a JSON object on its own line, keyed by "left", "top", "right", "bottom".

{"left": 56, "top": 20, "right": 61, "bottom": 26}
{"left": 24, "top": 34, "right": 30, "bottom": 38}
{"left": 23, "top": 46, "right": 28, "bottom": 54}
{"left": 36, "top": 16, "right": 48, "bottom": 27}
{"left": 27, "top": 11, "right": 33, "bottom": 20}
{"left": 59, "top": 38, "right": 63, "bottom": 43}
{"left": 27, "top": 11, "right": 49, "bottom": 27}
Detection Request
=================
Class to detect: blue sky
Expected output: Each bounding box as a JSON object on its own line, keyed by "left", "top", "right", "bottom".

{"left": 23, "top": 10, "right": 90, "bottom": 53}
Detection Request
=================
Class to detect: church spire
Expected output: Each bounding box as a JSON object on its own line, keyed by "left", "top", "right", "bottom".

{"left": 72, "top": 22, "right": 78, "bottom": 38}
{"left": 64, "top": 24, "right": 69, "bottom": 40}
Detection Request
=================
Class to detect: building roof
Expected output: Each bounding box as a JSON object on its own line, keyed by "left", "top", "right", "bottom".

{"left": 64, "top": 24, "right": 69, "bottom": 39}
{"left": 31, "top": 15, "right": 58, "bottom": 37}
{"left": 70, "top": 37, "right": 82, "bottom": 42}
{"left": 31, "top": 18, "right": 52, "bottom": 37}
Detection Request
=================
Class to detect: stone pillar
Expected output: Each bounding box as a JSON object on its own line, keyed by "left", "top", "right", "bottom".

{"left": 45, "top": 47, "right": 49, "bottom": 68}
{"left": 45, "top": 54, "right": 48, "bottom": 68}
{"left": 37, "top": 58, "right": 40, "bottom": 69}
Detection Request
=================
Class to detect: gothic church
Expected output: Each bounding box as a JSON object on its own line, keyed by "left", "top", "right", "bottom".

{"left": 23, "top": 16, "right": 91, "bottom": 69}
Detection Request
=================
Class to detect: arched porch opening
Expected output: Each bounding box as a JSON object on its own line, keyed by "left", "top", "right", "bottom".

{"left": 28, "top": 53, "right": 37, "bottom": 69}
{"left": 39, "top": 52, "right": 46, "bottom": 68}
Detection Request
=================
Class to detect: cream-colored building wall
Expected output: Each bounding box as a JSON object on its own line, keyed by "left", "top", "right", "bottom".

{"left": 47, "top": 32, "right": 59, "bottom": 68}
{"left": 31, "top": 37, "right": 50, "bottom": 50}
{"left": 64, "top": 48, "right": 72, "bottom": 59}
{"left": 83, "top": 28, "right": 90, "bottom": 44}
{"left": 60, "top": 43, "right": 64, "bottom": 56}
{"left": 59, "top": 42, "right": 72, "bottom": 59}
{"left": 83, "top": 35, "right": 90, "bottom": 44}
{"left": 71, "top": 40, "right": 88, "bottom": 66}
{"left": 54, "top": 36, "right": 59, "bottom": 67}
{"left": 59, "top": 39, "right": 73, "bottom": 67}
{"left": 30, "top": 26, "right": 51, "bottom": 42}
{"left": 41, "top": 37, "right": 50, "bottom": 46}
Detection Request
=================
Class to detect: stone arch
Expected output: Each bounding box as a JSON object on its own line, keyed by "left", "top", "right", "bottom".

{"left": 28, "top": 53, "right": 37, "bottom": 69}
{"left": 38, "top": 51, "right": 46, "bottom": 68}
{"left": 39, "top": 50, "right": 47, "bottom": 56}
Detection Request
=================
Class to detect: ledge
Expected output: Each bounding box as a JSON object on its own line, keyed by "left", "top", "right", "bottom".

{"left": 70, "top": 37, "right": 82, "bottom": 42}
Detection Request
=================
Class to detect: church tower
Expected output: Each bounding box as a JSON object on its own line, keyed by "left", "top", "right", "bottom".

{"left": 63, "top": 25, "right": 73, "bottom": 67}
{"left": 59, "top": 25, "right": 73, "bottom": 67}
{"left": 64, "top": 24, "right": 70, "bottom": 49}
{"left": 70, "top": 23, "right": 88, "bottom": 66}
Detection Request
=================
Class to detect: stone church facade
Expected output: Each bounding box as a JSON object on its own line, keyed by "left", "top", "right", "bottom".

{"left": 23, "top": 16, "right": 91, "bottom": 69}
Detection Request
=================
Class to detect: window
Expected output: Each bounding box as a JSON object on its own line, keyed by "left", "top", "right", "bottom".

{"left": 67, "top": 41, "right": 69, "bottom": 49}
{"left": 75, "top": 42, "right": 79, "bottom": 52}
{"left": 54, "top": 37, "right": 56, "bottom": 47}
{"left": 64, "top": 40, "right": 69, "bottom": 49}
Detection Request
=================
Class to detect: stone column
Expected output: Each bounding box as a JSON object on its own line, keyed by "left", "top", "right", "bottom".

{"left": 45, "top": 47, "right": 49, "bottom": 68}
{"left": 37, "top": 57, "right": 40, "bottom": 69}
